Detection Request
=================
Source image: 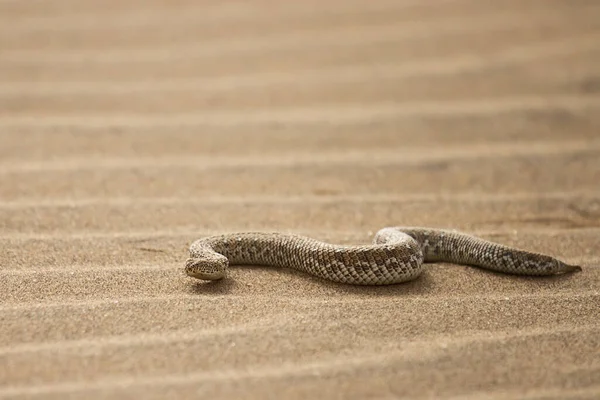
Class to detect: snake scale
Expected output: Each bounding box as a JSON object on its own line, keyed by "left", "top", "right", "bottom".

{"left": 185, "top": 227, "right": 581, "bottom": 285}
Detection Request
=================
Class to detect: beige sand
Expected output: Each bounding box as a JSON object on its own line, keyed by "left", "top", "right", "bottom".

{"left": 1, "top": 0, "right": 599, "bottom": 398}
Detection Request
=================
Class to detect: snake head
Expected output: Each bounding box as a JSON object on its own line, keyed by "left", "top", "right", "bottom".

{"left": 185, "top": 253, "right": 228, "bottom": 281}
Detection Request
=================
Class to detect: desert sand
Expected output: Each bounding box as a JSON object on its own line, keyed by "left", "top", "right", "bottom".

{"left": 1, "top": 0, "right": 599, "bottom": 398}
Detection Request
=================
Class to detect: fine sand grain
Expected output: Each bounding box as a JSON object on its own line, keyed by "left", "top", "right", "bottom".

{"left": 1, "top": 0, "right": 599, "bottom": 398}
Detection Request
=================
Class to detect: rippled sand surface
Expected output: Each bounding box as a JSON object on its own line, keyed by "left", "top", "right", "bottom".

{"left": 1, "top": 1, "right": 599, "bottom": 398}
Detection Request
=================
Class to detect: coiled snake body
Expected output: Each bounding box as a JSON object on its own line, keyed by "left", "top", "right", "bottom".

{"left": 185, "top": 227, "right": 581, "bottom": 285}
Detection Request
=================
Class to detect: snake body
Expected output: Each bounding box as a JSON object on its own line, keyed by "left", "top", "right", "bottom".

{"left": 185, "top": 227, "right": 581, "bottom": 285}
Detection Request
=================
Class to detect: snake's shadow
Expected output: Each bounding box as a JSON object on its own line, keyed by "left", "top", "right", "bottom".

{"left": 187, "top": 262, "right": 583, "bottom": 296}
{"left": 465, "top": 264, "right": 584, "bottom": 282}
{"left": 188, "top": 264, "right": 438, "bottom": 297}
{"left": 189, "top": 277, "right": 239, "bottom": 295}
{"left": 320, "top": 271, "right": 437, "bottom": 297}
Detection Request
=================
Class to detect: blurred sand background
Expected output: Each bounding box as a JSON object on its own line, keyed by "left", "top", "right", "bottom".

{"left": 1, "top": 0, "right": 599, "bottom": 398}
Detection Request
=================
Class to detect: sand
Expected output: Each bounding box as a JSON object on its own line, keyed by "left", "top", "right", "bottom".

{"left": 1, "top": 0, "right": 599, "bottom": 398}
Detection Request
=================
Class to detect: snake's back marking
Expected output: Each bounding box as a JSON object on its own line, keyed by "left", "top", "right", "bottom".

{"left": 185, "top": 227, "right": 581, "bottom": 285}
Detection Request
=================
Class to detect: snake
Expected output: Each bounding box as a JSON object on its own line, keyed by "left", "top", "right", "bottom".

{"left": 185, "top": 227, "right": 581, "bottom": 285}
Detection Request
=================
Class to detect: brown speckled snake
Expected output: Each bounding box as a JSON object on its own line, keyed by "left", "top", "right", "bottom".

{"left": 185, "top": 227, "right": 581, "bottom": 285}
